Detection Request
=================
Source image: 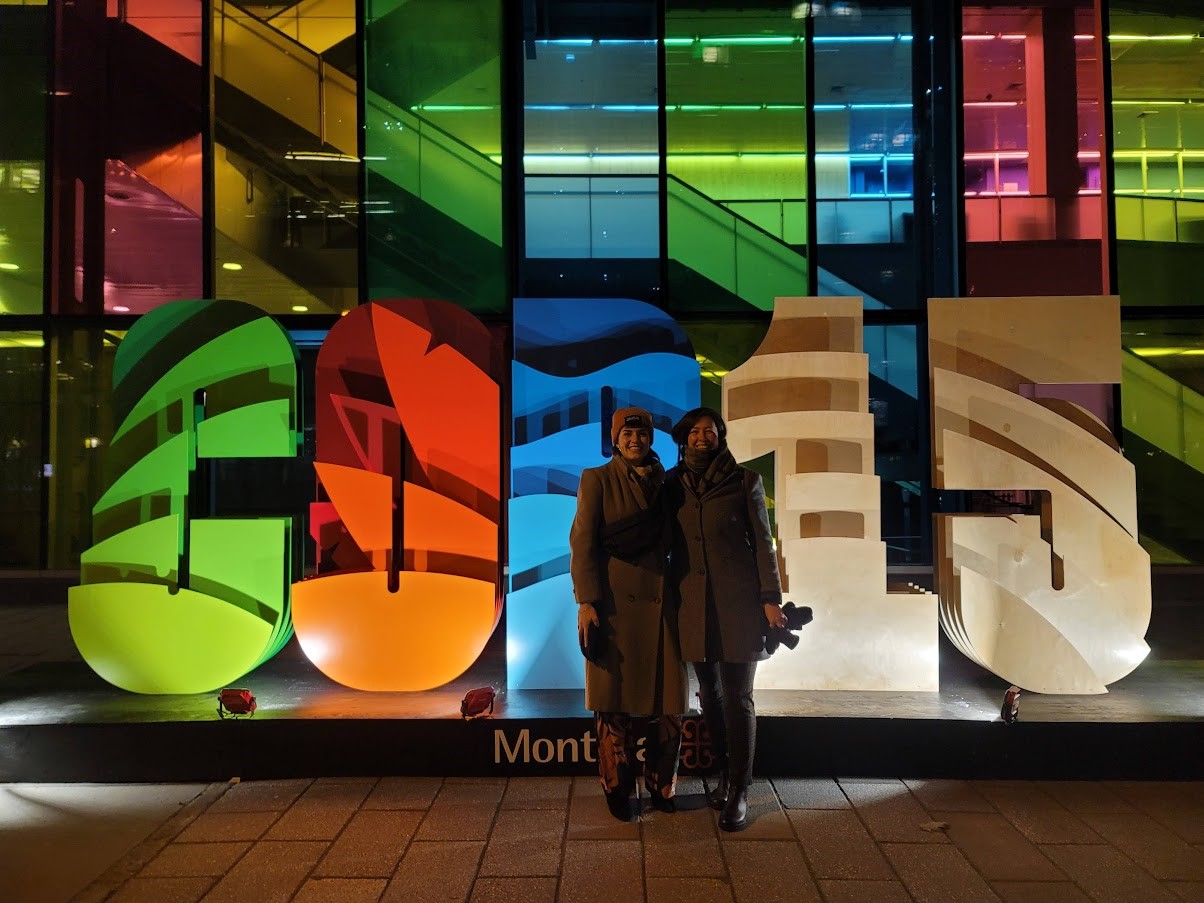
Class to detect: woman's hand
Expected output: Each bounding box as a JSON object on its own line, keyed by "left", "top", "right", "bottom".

{"left": 578, "top": 603, "right": 600, "bottom": 637}
{"left": 764, "top": 603, "right": 787, "bottom": 630}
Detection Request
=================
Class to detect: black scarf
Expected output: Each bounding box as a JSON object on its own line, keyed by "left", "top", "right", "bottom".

{"left": 681, "top": 445, "right": 738, "bottom": 497}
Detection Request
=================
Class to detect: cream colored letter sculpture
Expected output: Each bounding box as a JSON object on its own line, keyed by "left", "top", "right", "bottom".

{"left": 724, "top": 297, "right": 938, "bottom": 691}
{"left": 930, "top": 296, "right": 1151, "bottom": 694}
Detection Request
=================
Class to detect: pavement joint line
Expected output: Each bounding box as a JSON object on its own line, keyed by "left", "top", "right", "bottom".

{"left": 73, "top": 780, "right": 234, "bottom": 902}
{"left": 770, "top": 777, "right": 826, "bottom": 896}
{"left": 302, "top": 775, "right": 383, "bottom": 882}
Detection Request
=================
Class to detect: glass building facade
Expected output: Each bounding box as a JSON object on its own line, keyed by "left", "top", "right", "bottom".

{"left": 0, "top": 0, "right": 1202, "bottom": 571}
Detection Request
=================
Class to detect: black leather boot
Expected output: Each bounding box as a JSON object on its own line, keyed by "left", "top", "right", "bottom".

{"left": 648, "top": 793, "right": 676, "bottom": 814}
{"left": 707, "top": 772, "right": 729, "bottom": 810}
{"left": 605, "top": 791, "right": 636, "bottom": 822}
{"left": 718, "top": 776, "right": 749, "bottom": 832}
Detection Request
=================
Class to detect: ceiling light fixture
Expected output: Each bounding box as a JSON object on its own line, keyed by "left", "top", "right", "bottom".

{"left": 283, "top": 151, "right": 359, "bottom": 163}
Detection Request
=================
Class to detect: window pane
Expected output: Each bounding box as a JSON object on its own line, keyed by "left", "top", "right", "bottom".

{"left": 0, "top": 332, "right": 44, "bottom": 567}
{"left": 813, "top": 5, "right": 915, "bottom": 309}
{"left": 365, "top": 0, "right": 504, "bottom": 313}
{"left": 521, "top": 28, "right": 660, "bottom": 296}
{"left": 962, "top": 3, "right": 1109, "bottom": 296}
{"left": 666, "top": 4, "right": 808, "bottom": 313}
{"left": 213, "top": 1, "right": 358, "bottom": 315}
{"left": 47, "top": 329, "right": 120, "bottom": 568}
{"left": 50, "top": 2, "right": 205, "bottom": 314}
{"left": 865, "top": 324, "right": 924, "bottom": 564}
{"left": 1112, "top": 5, "right": 1204, "bottom": 309}
{"left": 1122, "top": 318, "right": 1204, "bottom": 563}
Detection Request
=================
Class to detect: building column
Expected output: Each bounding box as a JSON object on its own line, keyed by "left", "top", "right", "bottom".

{"left": 1025, "top": 5, "right": 1082, "bottom": 239}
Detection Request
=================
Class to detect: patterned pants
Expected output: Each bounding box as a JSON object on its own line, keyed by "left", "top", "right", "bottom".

{"left": 595, "top": 711, "right": 683, "bottom": 800}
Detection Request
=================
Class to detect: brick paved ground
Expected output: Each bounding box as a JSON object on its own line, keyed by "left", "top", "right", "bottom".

{"left": 2, "top": 601, "right": 1202, "bottom": 902}
{"left": 56, "top": 775, "right": 1204, "bottom": 903}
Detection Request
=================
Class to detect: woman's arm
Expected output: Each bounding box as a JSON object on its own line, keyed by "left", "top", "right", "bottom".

{"left": 569, "top": 468, "right": 605, "bottom": 605}
{"left": 744, "top": 472, "right": 783, "bottom": 606}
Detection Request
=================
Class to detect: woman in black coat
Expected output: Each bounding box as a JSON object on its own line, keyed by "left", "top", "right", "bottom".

{"left": 667, "top": 406, "right": 786, "bottom": 831}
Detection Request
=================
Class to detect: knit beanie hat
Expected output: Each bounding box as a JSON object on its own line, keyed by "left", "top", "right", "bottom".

{"left": 610, "top": 406, "right": 654, "bottom": 447}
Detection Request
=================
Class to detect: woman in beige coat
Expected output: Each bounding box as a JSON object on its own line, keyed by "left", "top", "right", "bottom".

{"left": 570, "top": 406, "right": 688, "bottom": 821}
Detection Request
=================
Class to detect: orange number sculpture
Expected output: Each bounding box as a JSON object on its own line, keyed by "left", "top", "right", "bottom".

{"left": 291, "top": 299, "right": 501, "bottom": 690}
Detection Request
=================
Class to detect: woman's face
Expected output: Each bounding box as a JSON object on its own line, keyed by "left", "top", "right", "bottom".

{"left": 617, "top": 426, "right": 651, "bottom": 463}
{"left": 688, "top": 416, "right": 720, "bottom": 450}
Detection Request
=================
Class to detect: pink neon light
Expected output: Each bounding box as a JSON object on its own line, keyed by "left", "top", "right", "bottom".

{"left": 964, "top": 152, "right": 1029, "bottom": 161}
{"left": 966, "top": 101, "right": 1021, "bottom": 107}
{"left": 962, "top": 34, "right": 996, "bottom": 41}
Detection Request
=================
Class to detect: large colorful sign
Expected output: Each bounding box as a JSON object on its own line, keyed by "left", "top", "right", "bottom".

{"left": 72, "top": 295, "right": 1151, "bottom": 698}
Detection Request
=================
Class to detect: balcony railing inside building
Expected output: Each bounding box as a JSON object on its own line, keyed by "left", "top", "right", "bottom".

{"left": 1116, "top": 195, "right": 1204, "bottom": 244}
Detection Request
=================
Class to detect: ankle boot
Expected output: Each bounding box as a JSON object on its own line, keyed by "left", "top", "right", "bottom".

{"left": 605, "top": 790, "right": 636, "bottom": 822}
{"left": 718, "top": 776, "right": 749, "bottom": 832}
{"left": 706, "top": 772, "right": 729, "bottom": 810}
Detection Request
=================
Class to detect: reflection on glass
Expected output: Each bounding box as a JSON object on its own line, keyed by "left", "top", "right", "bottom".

{"left": 213, "top": 1, "right": 358, "bottom": 315}
{"left": 47, "top": 329, "right": 120, "bottom": 568}
{"left": 49, "top": 1, "right": 204, "bottom": 313}
{"left": 0, "top": 4, "right": 47, "bottom": 314}
{"left": 0, "top": 332, "right": 44, "bottom": 567}
{"left": 365, "top": 0, "right": 503, "bottom": 313}
{"left": 665, "top": 5, "right": 808, "bottom": 312}
{"left": 1121, "top": 317, "right": 1204, "bottom": 563}
{"left": 962, "top": 2, "right": 1108, "bottom": 296}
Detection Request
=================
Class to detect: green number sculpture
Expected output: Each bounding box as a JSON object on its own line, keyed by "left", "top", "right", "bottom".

{"left": 68, "top": 300, "right": 300, "bottom": 694}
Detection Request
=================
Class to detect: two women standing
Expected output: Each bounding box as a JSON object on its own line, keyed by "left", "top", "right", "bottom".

{"left": 569, "top": 404, "right": 784, "bottom": 830}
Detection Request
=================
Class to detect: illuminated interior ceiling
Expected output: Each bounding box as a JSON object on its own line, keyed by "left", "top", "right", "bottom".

{"left": 416, "top": 6, "right": 1204, "bottom": 159}
{"left": 421, "top": 9, "right": 907, "bottom": 158}
{"left": 1124, "top": 318, "right": 1204, "bottom": 393}
{"left": 961, "top": 7, "right": 1097, "bottom": 108}
{"left": 1109, "top": 10, "right": 1204, "bottom": 102}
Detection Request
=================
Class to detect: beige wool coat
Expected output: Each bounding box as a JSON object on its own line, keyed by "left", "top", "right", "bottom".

{"left": 569, "top": 455, "right": 689, "bottom": 715}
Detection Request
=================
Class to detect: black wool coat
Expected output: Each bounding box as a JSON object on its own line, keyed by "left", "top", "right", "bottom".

{"left": 668, "top": 458, "right": 783, "bottom": 663}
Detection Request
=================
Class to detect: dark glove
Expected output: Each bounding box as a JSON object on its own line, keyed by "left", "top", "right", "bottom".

{"left": 763, "top": 601, "right": 813, "bottom": 655}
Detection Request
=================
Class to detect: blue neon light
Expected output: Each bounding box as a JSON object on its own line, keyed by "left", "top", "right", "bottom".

{"left": 813, "top": 35, "right": 903, "bottom": 44}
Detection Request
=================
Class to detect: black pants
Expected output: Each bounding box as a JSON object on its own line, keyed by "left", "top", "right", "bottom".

{"left": 693, "top": 661, "right": 757, "bottom": 785}
{"left": 595, "top": 712, "right": 683, "bottom": 800}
